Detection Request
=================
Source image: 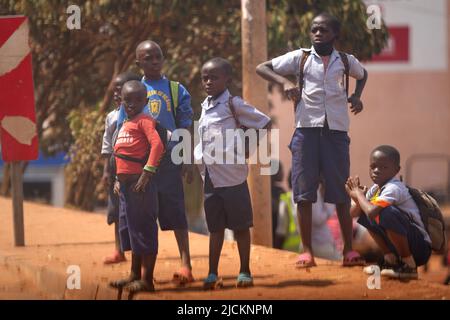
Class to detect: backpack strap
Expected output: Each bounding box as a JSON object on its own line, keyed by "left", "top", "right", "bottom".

{"left": 113, "top": 152, "right": 148, "bottom": 165}
{"left": 338, "top": 51, "right": 350, "bottom": 99}
{"left": 169, "top": 80, "right": 179, "bottom": 119}
{"left": 295, "top": 49, "right": 311, "bottom": 112}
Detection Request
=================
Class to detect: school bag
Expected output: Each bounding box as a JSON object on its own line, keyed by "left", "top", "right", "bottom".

{"left": 295, "top": 49, "right": 349, "bottom": 112}
{"left": 407, "top": 186, "right": 447, "bottom": 253}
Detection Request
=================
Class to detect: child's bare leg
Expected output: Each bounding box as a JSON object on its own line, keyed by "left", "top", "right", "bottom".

{"left": 174, "top": 229, "right": 192, "bottom": 269}
{"left": 208, "top": 229, "right": 225, "bottom": 275}
{"left": 125, "top": 254, "right": 157, "bottom": 294}
{"left": 110, "top": 253, "right": 141, "bottom": 288}
{"left": 141, "top": 254, "right": 157, "bottom": 287}
{"left": 385, "top": 230, "right": 413, "bottom": 265}
{"left": 114, "top": 222, "right": 122, "bottom": 251}
{"left": 297, "top": 201, "right": 314, "bottom": 258}
{"left": 367, "top": 230, "right": 392, "bottom": 254}
{"left": 336, "top": 202, "right": 353, "bottom": 255}
{"left": 104, "top": 222, "right": 126, "bottom": 264}
{"left": 234, "top": 228, "right": 251, "bottom": 274}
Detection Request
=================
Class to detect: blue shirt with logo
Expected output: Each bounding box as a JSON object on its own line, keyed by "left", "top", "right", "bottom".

{"left": 117, "top": 76, "right": 193, "bottom": 143}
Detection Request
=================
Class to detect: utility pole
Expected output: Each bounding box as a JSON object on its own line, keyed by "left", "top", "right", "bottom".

{"left": 241, "top": 0, "right": 272, "bottom": 247}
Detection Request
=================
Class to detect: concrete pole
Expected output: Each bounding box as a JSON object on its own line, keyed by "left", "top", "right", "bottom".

{"left": 241, "top": 0, "right": 272, "bottom": 247}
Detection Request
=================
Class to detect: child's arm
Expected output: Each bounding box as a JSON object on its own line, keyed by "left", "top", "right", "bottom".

{"left": 134, "top": 117, "right": 165, "bottom": 192}
{"left": 256, "top": 61, "right": 300, "bottom": 102}
{"left": 232, "top": 97, "right": 271, "bottom": 129}
{"left": 256, "top": 50, "right": 303, "bottom": 101}
{"left": 345, "top": 177, "right": 382, "bottom": 220}
{"left": 101, "top": 113, "right": 116, "bottom": 188}
{"left": 347, "top": 55, "right": 368, "bottom": 115}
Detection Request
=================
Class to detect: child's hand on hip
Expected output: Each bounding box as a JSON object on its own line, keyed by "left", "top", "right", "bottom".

{"left": 348, "top": 94, "right": 363, "bottom": 115}
{"left": 134, "top": 171, "right": 154, "bottom": 192}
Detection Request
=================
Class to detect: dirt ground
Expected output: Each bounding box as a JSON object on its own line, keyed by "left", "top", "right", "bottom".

{"left": 0, "top": 196, "right": 449, "bottom": 300}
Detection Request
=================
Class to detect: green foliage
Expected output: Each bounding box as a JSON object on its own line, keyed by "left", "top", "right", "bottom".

{"left": 0, "top": 0, "right": 388, "bottom": 209}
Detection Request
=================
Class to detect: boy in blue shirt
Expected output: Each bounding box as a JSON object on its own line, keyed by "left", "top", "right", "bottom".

{"left": 117, "top": 40, "right": 194, "bottom": 284}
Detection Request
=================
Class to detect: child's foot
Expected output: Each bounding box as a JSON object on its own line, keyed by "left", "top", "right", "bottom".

{"left": 384, "top": 263, "right": 418, "bottom": 280}
{"left": 109, "top": 276, "right": 137, "bottom": 289}
{"left": 172, "top": 267, "right": 195, "bottom": 286}
{"left": 203, "top": 273, "right": 223, "bottom": 290}
{"left": 124, "top": 280, "right": 155, "bottom": 293}
{"left": 295, "top": 252, "right": 317, "bottom": 268}
{"left": 103, "top": 251, "right": 126, "bottom": 264}
{"left": 236, "top": 272, "right": 253, "bottom": 288}
{"left": 379, "top": 261, "right": 401, "bottom": 277}
{"left": 342, "top": 250, "right": 365, "bottom": 267}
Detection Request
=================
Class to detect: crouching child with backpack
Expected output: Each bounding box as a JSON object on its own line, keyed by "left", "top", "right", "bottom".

{"left": 346, "top": 145, "right": 448, "bottom": 280}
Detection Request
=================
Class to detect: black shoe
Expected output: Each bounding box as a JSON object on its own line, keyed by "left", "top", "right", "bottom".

{"left": 385, "top": 263, "right": 418, "bottom": 280}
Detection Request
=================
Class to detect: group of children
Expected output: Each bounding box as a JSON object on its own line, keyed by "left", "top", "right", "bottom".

{"left": 100, "top": 12, "right": 441, "bottom": 295}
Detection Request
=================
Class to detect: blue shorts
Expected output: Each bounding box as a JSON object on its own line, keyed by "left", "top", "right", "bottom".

{"left": 153, "top": 152, "right": 188, "bottom": 231}
{"left": 203, "top": 169, "right": 253, "bottom": 233}
{"left": 118, "top": 178, "right": 158, "bottom": 255}
{"left": 357, "top": 206, "right": 431, "bottom": 266}
{"left": 289, "top": 127, "right": 350, "bottom": 204}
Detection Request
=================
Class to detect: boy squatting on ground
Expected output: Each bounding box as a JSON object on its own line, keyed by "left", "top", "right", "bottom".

{"left": 101, "top": 71, "right": 141, "bottom": 264}
{"left": 194, "top": 58, "right": 271, "bottom": 289}
{"left": 346, "top": 145, "right": 432, "bottom": 280}
{"left": 256, "top": 12, "right": 368, "bottom": 268}
{"left": 110, "top": 81, "right": 165, "bottom": 293}
{"left": 116, "top": 40, "right": 195, "bottom": 284}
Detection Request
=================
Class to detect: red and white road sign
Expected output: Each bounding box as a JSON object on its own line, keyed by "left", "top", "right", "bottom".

{"left": 0, "top": 16, "right": 38, "bottom": 161}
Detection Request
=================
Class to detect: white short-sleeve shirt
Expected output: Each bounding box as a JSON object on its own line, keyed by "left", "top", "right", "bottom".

{"left": 272, "top": 46, "right": 365, "bottom": 132}
{"left": 194, "top": 89, "right": 271, "bottom": 188}
{"left": 366, "top": 178, "right": 431, "bottom": 244}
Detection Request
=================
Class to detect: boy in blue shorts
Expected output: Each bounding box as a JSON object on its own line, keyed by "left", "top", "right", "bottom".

{"left": 101, "top": 71, "right": 141, "bottom": 264}
{"left": 346, "top": 145, "right": 432, "bottom": 279}
{"left": 195, "top": 57, "right": 271, "bottom": 289}
{"left": 117, "top": 40, "right": 194, "bottom": 284}
{"left": 257, "top": 12, "right": 368, "bottom": 268}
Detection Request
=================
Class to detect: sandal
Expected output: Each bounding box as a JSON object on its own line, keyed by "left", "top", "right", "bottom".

{"left": 236, "top": 272, "right": 253, "bottom": 288}
{"left": 343, "top": 250, "right": 366, "bottom": 267}
{"left": 295, "top": 252, "right": 317, "bottom": 269}
{"left": 173, "top": 267, "right": 195, "bottom": 286}
{"left": 124, "top": 280, "right": 155, "bottom": 293}
{"left": 203, "top": 273, "right": 223, "bottom": 290}
{"left": 109, "top": 277, "right": 136, "bottom": 289}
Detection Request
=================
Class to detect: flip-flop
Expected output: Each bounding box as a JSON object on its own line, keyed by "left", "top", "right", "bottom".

{"left": 172, "top": 267, "right": 195, "bottom": 286}
{"left": 124, "top": 280, "right": 155, "bottom": 293}
{"left": 236, "top": 272, "right": 253, "bottom": 288}
{"left": 203, "top": 273, "right": 223, "bottom": 290}
{"left": 109, "top": 277, "right": 136, "bottom": 289}
{"left": 295, "top": 252, "right": 317, "bottom": 269}
{"left": 343, "top": 250, "right": 366, "bottom": 267}
{"left": 103, "top": 251, "right": 126, "bottom": 265}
